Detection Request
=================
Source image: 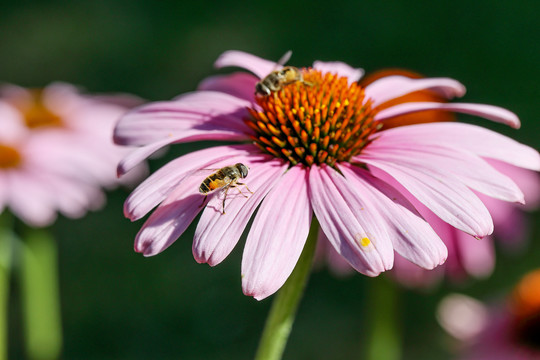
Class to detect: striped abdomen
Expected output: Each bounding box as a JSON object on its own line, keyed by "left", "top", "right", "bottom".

{"left": 199, "top": 169, "right": 229, "bottom": 194}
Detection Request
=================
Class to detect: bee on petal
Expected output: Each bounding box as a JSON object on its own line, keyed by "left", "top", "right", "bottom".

{"left": 199, "top": 163, "right": 252, "bottom": 214}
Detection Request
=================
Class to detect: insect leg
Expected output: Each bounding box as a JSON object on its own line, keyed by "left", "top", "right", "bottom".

{"left": 237, "top": 182, "right": 254, "bottom": 195}
{"left": 221, "top": 186, "right": 231, "bottom": 215}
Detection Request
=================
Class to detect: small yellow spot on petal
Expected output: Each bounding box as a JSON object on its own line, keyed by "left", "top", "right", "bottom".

{"left": 354, "top": 233, "right": 371, "bottom": 248}
{"left": 360, "top": 237, "right": 371, "bottom": 247}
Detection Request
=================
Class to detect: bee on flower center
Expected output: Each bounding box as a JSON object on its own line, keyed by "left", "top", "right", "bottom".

{"left": 255, "top": 51, "right": 312, "bottom": 96}
{"left": 199, "top": 163, "right": 252, "bottom": 214}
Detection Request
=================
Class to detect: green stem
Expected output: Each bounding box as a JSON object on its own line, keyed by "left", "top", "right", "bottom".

{"left": 20, "top": 228, "right": 62, "bottom": 360}
{"left": 366, "top": 276, "right": 401, "bottom": 360}
{"left": 254, "top": 219, "right": 319, "bottom": 360}
{"left": 0, "top": 213, "right": 14, "bottom": 360}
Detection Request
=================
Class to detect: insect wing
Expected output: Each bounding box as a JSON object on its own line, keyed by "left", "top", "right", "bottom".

{"left": 276, "top": 50, "right": 292, "bottom": 67}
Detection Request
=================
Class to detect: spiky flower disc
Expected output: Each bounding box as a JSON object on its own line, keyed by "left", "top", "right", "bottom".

{"left": 246, "top": 70, "right": 380, "bottom": 167}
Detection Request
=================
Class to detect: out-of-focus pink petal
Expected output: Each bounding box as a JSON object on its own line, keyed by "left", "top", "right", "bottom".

{"left": 242, "top": 166, "right": 311, "bottom": 300}
{"left": 342, "top": 164, "right": 447, "bottom": 269}
{"left": 488, "top": 159, "right": 540, "bottom": 209}
{"left": 375, "top": 102, "right": 520, "bottom": 128}
{"left": 391, "top": 253, "right": 444, "bottom": 288}
{"left": 361, "top": 142, "right": 524, "bottom": 203}
{"left": 436, "top": 294, "right": 489, "bottom": 342}
{"left": 114, "top": 91, "right": 251, "bottom": 146}
{"left": 456, "top": 231, "right": 495, "bottom": 279}
{"left": 0, "top": 101, "right": 28, "bottom": 142}
{"left": 361, "top": 156, "right": 493, "bottom": 237}
{"left": 198, "top": 72, "right": 258, "bottom": 102}
{"left": 368, "top": 123, "right": 540, "bottom": 171}
{"left": 309, "top": 165, "right": 393, "bottom": 276}
{"left": 214, "top": 50, "right": 282, "bottom": 79}
{"left": 313, "top": 61, "right": 364, "bottom": 83}
{"left": 5, "top": 171, "right": 58, "bottom": 227}
{"left": 480, "top": 194, "right": 528, "bottom": 249}
{"left": 41, "top": 82, "right": 85, "bottom": 115}
{"left": 125, "top": 145, "right": 255, "bottom": 221}
{"left": 134, "top": 174, "right": 203, "bottom": 256}
{"left": 365, "top": 76, "right": 466, "bottom": 106}
{"left": 193, "top": 157, "right": 288, "bottom": 266}
{"left": 317, "top": 231, "right": 354, "bottom": 275}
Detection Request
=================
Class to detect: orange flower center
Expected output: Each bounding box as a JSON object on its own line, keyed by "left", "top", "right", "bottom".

{"left": 19, "top": 90, "right": 63, "bottom": 129}
{"left": 0, "top": 144, "right": 22, "bottom": 168}
{"left": 246, "top": 69, "right": 380, "bottom": 167}
{"left": 511, "top": 269, "right": 540, "bottom": 349}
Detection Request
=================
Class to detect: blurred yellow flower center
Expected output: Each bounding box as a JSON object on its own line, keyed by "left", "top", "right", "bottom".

{"left": 22, "top": 90, "right": 63, "bottom": 129}
{"left": 511, "top": 269, "right": 540, "bottom": 349}
{"left": 247, "top": 69, "right": 380, "bottom": 167}
{"left": 0, "top": 144, "right": 22, "bottom": 168}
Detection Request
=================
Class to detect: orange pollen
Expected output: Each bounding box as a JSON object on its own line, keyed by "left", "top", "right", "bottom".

{"left": 22, "top": 90, "right": 63, "bottom": 129}
{"left": 246, "top": 69, "right": 380, "bottom": 167}
{"left": 0, "top": 144, "right": 22, "bottom": 168}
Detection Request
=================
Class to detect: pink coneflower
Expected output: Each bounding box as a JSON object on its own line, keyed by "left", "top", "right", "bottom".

{"left": 0, "top": 83, "right": 144, "bottom": 226}
{"left": 437, "top": 269, "right": 540, "bottom": 359}
{"left": 115, "top": 50, "right": 540, "bottom": 300}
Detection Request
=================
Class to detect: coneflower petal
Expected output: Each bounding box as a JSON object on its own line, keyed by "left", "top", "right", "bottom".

{"left": 365, "top": 76, "right": 466, "bottom": 106}
{"left": 241, "top": 166, "right": 311, "bottom": 300}
{"left": 309, "top": 165, "right": 393, "bottom": 276}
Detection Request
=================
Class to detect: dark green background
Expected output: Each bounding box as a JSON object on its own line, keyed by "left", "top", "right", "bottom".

{"left": 2, "top": 1, "right": 539, "bottom": 359}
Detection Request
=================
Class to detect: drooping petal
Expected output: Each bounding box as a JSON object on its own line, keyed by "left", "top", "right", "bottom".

{"left": 309, "top": 165, "right": 393, "bottom": 276}
{"left": 124, "top": 145, "right": 255, "bottom": 221}
{"left": 359, "top": 154, "right": 493, "bottom": 237}
{"left": 313, "top": 61, "right": 364, "bottom": 83}
{"left": 341, "top": 164, "right": 447, "bottom": 269}
{"left": 360, "top": 142, "right": 525, "bottom": 203}
{"left": 375, "top": 101, "right": 520, "bottom": 128}
{"left": 214, "top": 50, "right": 283, "bottom": 79}
{"left": 242, "top": 166, "right": 311, "bottom": 300}
{"left": 365, "top": 76, "right": 466, "bottom": 106}
{"left": 368, "top": 122, "right": 540, "bottom": 171}
{"left": 198, "top": 72, "right": 259, "bottom": 102}
{"left": 193, "top": 157, "right": 288, "bottom": 266}
{"left": 114, "top": 91, "right": 251, "bottom": 146}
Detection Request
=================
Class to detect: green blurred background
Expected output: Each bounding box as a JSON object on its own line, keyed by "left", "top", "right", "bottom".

{"left": 1, "top": 0, "right": 539, "bottom": 359}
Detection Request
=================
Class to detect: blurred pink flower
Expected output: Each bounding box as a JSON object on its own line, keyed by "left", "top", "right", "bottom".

{"left": 115, "top": 50, "right": 540, "bottom": 300}
{"left": 0, "top": 83, "right": 145, "bottom": 226}
{"left": 437, "top": 269, "right": 540, "bottom": 359}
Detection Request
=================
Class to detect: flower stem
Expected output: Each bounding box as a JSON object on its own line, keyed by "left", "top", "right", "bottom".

{"left": 20, "top": 228, "right": 62, "bottom": 360}
{"left": 366, "top": 276, "right": 401, "bottom": 360}
{"left": 0, "top": 213, "right": 14, "bottom": 360}
{"left": 254, "top": 218, "right": 319, "bottom": 360}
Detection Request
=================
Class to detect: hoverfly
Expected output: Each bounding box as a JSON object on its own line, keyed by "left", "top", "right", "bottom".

{"left": 199, "top": 163, "right": 252, "bottom": 214}
{"left": 255, "top": 51, "right": 311, "bottom": 96}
